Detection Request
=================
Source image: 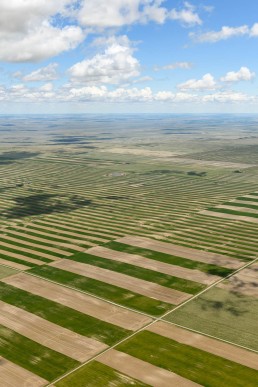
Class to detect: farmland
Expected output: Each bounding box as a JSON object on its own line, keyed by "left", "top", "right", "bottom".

{"left": 0, "top": 115, "right": 258, "bottom": 386}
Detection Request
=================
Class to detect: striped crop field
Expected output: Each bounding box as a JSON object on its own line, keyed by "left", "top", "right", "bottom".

{"left": 0, "top": 116, "right": 258, "bottom": 386}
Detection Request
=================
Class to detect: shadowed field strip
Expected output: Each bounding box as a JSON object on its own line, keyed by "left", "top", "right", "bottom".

{"left": 50, "top": 259, "right": 190, "bottom": 304}
{"left": 117, "top": 236, "right": 243, "bottom": 269}
{"left": 86, "top": 246, "right": 219, "bottom": 285}
{"left": 201, "top": 210, "right": 258, "bottom": 223}
{"left": 148, "top": 321, "right": 258, "bottom": 370}
{"left": 98, "top": 349, "right": 200, "bottom": 387}
{"left": 0, "top": 301, "right": 107, "bottom": 361}
{"left": 0, "top": 258, "right": 29, "bottom": 270}
{"left": 3, "top": 273, "right": 152, "bottom": 330}
{"left": 218, "top": 263, "right": 258, "bottom": 298}
{"left": 0, "top": 357, "right": 47, "bottom": 387}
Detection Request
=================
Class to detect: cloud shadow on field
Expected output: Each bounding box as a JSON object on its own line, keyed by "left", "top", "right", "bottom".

{"left": 199, "top": 293, "right": 249, "bottom": 317}
{"left": 0, "top": 151, "right": 40, "bottom": 165}
{"left": 3, "top": 193, "right": 93, "bottom": 219}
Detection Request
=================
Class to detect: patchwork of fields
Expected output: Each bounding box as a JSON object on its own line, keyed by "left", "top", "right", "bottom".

{"left": 0, "top": 115, "right": 258, "bottom": 386}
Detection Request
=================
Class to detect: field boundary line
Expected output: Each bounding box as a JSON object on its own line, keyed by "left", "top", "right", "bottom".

{"left": 0, "top": 262, "right": 25, "bottom": 274}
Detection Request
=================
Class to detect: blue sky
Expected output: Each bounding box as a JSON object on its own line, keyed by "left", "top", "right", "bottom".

{"left": 0, "top": 0, "right": 258, "bottom": 113}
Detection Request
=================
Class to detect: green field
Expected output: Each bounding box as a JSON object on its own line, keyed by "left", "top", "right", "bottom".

{"left": 117, "top": 330, "right": 258, "bottom": 387}
{"left": 28, "top": 265, "right": 173, "bottom": 315}
{"left": 0, "top": 324, "right": 79, "bottom": 381}
{"left": 70, "top": 252, "right": 205, "bottom": 294}
{"left": 104, "top": 241, "right": 234, "bottom": 277}
{"left": 55, "top": 361, "right": 149, "bottom": 387}
{"left": 0, "top": 281, "right": 130, "bottom": 345}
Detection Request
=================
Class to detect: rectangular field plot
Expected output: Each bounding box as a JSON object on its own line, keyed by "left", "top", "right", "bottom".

{"left": 55, "top": 360, "right": 149, "bottom": 387}
{"left": 97, "top": 349, "right": 199, "bottom": 387}
{"left": 70, "top": 249, "right": 205, "bottom": 294}
{"left": 49, "top": 258, "right": 191, "bottom": 305}
{"left": 116, "top": 236, "right": 244, "bottom": 269}
{"left": 0, "top": 281, "right": 130, "bottom": 346}
{"left": 165, "top": 285, "right": 258, "bottom": 351}
{"left": 105, "top": 241, "right": 234, "bottom": 278}
{"left": 86, "top": 245, "right": 220, "bottom": 285}
{"left": 148, "top": 321, "right": 258, "bottom": 371}
{"left": 0, "top": 300, "right": 107, "bottom": 361}
{"left": 28, "top": 265, "right": 173, "bottom": 316}
{"left": 0, "top": 357, "right": 47, "bottom": 387}
{"left": 0, "top": 325, "right": 79, "bottom": 382}
{"left": 3, "top": 272, "right": 152, "bottom": 330}
{"left": 116, "top": 330, "right": 258, "bottom": 387}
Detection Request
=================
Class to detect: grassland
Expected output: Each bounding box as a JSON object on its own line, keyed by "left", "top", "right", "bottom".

{"left": 165, "top": 286, "right": 258, "bottom": 351}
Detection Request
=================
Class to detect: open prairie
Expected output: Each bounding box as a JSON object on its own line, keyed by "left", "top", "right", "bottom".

{"left": 0, "top": 115, "right": 258, "bottom": 386}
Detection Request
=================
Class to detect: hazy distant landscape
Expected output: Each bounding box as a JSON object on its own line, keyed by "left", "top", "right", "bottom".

{"left": 0, "top": 114, "right": 258, "bottom": 386}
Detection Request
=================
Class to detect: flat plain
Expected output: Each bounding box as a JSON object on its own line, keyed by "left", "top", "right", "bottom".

{"left": 0, "top": 115, "right": 258, "bottom": 386}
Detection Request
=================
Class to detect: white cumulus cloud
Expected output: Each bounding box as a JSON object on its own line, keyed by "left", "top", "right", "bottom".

{"left": 77, "top": 0, "right": 201, "bottom": 28}
{"left": 69, "top": 37, "right": 140, "bottom": 84}
{"left": 0, "top": 1, "right": 84, "bottom": 62}
{"left": 169, "top": 2, "right": 202, "bottom": 26}
{"left": 178, "top": 73, "right": 217, "bottom": 90}
{"left": 190, "top": 26, "right": 248, "bottom": 43}
{"left": 250, "top": 23, "right": 258, "bottom": 36}
{"left": 221, "top": 67, "right": 255, "bottom": 82}
{"left": 190, "top": 23, "right": 258, "bottom": 43}
{"left": 77, "top": 0, "right": 167, "bottom": 28}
